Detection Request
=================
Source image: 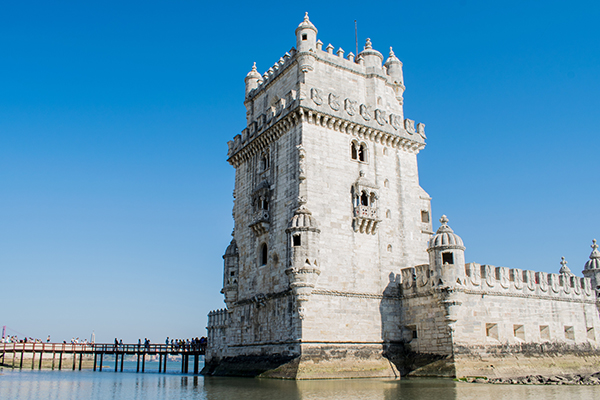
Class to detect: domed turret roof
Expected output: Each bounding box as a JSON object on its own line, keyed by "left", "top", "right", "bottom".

{"left": 584, "top": 239, "right": 600, "bottom": 271}
{"left": 224, "top": 238, "right": 238, "bottom": 257}
{"left": 288, "top": 205, "right": 319, "bottom": 230}
{"left": 428, "top": 215, "right": 465, "bottom": 250}
{"left": 245, "top": 62, "right": 261, "bottom": 81}
{"left": 295, "top": 12, "right": 317, "bottom": 34}
{"left": 384, "top": 47, "right": 401, "bottom": 66}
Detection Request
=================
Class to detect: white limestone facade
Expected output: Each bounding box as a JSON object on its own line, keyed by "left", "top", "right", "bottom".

{"left": 204, "top": 14, "right": 600, "bottom": 379}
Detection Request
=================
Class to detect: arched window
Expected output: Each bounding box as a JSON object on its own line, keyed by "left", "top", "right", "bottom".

{"left": 361, "top": 191, "right": 369, "bottom": 206}
{"left": 260, "top": 244, "right": 268, "bottom": 266}
{"left": 358, "top": 143, "right": 367, "bottom": 162}
{"left": 351, "top": 141, "right": 358, "bottom": 160}
{"left": 261, "top": 154, "right": 269, "bottom": 171}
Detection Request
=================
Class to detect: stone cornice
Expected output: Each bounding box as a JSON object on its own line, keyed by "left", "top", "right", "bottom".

{"left": 228, "top": 105, "right": 426, "bottom": 168}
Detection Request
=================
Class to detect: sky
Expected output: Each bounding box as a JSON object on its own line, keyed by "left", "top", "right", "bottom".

{"left": 1, "top": 1, "right": 599, "bottom": 343}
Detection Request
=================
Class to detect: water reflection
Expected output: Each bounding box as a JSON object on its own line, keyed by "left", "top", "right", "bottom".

{"left": 1, "top": 370, "right": 599, "bottom": 400}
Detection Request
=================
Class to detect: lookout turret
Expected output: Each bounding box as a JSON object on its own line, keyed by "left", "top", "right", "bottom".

{"left": 295, "top": 12, "right": 318, "bottom": 53}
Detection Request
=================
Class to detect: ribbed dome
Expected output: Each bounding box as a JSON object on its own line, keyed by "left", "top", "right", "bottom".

{"left": 288, "top": 205, "right": 318, "bottom": 229}
{"left": 224, "top": 239, "right": 238, "bottom": 257}
{"left": 428, "top": 215, "right": 465, "bottom": 250}
{"left": 584, "top": 239, "right": 600, "bottom": 270}
{"left": 295, "top": 12, "right": 317, "bottom": 34}
{"left": 245, "top": 62, "right": 261, "bottom": 80}
{"left": 384, "top": 47, "right": 401, "bottom": 66}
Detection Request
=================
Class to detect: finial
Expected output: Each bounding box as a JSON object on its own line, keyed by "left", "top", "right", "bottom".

{"left": 559, "top": 256, "right": 573, "bottom": 275}
{"left": 365, "top": 38, "right": 372, "bottom": 50}
{"left": 592, "top": 239, "right": 598, "bottom": 251}
{"left": 389, "top": 47, "right": 395, "bottom": 57}
{"left": 304, "top": 12, "right": 309, "bottom": 21}
{"left": 252, "top": 62, "right": 257, "bottom": 71}
{"left": 440, "top": 215, "right": 449, "bottom": 225}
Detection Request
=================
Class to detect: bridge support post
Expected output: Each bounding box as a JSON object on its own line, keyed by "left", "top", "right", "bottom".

{"left": 136, "top": 352, "right": 140, "bottom": 372}
{"left": 19, "top": 350, "right": 24, "bottom": 369}
{"left": 120, "top": 352, "right": 124, "bottom": 372}
{"left": 79, "top": 352, "right": 83, "bottom": 370}
{"left": 142, "top": 353, "right": 145, "bottom": 373}
{"left": 39, "top": 351, "right": 43, "bottom": 370}
{"left": 93, "top": 352, "right": 97, "bottom": 371}
{"left": 58, "top": 352, "right": 63, "bottom": 370}
{"left": 31, "top": 349, "right": 36, "bottom": 370}
{"left": 163, "top": 351, "right": 167, "bottom": 373}
{"left": 158, "top": 354, "right": 162, "bottom": 373}
{"left": 99, "top": 353, "right": 103, "bottom": 372}
{"left": 114, "top": 353, "right": 118, "bottom": 372}
{"left": 194, "top": 354, "right": 199, "bottom": 374}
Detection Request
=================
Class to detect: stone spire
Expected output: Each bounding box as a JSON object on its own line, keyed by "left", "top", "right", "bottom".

{"left": 559, "top": 256, "right": 574, "bottom": 275}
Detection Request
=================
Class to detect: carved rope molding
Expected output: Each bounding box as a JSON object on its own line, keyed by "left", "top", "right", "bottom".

{"left": 229, "top": 106, "right": 425, "bottom": 168}
{"left": 312, "top": 288, "right": 398, "bottom": 300}
{"left": 400, "top": 287, "right": 599, "bottom": 305}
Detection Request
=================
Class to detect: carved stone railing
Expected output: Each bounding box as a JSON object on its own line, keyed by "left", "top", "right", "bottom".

{"left": 249, "top": 210, "right": 270, "bottom": 236}
{"left": 353, "top": 206, "right": 380, "bottom": 234}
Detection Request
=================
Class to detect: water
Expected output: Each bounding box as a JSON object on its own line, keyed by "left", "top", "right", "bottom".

{"left": 1, "top": 367, "right": 599, "bottom": 400}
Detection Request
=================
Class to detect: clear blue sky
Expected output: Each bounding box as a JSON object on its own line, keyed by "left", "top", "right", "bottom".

{"left": 1, "top": 1, "right": 598, "bottom": 343}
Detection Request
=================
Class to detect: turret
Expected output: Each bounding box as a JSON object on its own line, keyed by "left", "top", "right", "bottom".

{"left": 285, "top": 204, "right": 321, "bottom": 319}
{"left": 222, "top": 237, "right": 239, "bottom": 309}
{"left": 295, "top": 12, "right": 318, "bottom": 53}
{"left": 357, "top": 38, "right": 383, "bottom": 71}
{"left": 583, "top": 239, "right": 600, "bottom": 291}
{"left": 384, "top": 47, "right": 403, "bottom": 85}
{"left": 244, "top": 62, "right": 262, "bottom": 98}
{"left": 427, "top": 215, "right": 466, "bottom": 286}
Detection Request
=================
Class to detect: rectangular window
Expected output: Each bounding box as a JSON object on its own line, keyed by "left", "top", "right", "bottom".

{"left": 404, "top": 325, "right": 417, "bottom": 341}
{"left": 421, "top": 210, "right": 430, "bottom": 223}
{"left": 442, "top": 252, "right": 454, "bottom": 265}
{"left": 587, "top": 327, "right": 595, "bottom": 341}
{"left": 292, "top": 234, "right": 301, "bottom": 247}
{"left": 540, "top": 325, "right": 550, "bottom": 340}
{"left": 565, "top": 326, "right": 575, "bottom": 340}
{"left": 513, "top": 325, "right": 525, "bottom": 340}
{"left": 486, "top": 323, "right": 499, "bottom": 340}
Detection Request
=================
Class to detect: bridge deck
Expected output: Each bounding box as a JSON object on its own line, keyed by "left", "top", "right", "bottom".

{"left": 0, "top": 343, "right": 205, "bottom": 374}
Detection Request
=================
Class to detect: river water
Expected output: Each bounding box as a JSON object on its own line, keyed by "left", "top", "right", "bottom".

{"left": 1, "top": 365, "right": 599, "bottom": 400}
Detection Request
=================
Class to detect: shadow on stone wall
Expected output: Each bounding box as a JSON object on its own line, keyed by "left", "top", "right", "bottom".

{"left": 379, "top": 272, "right": 448, "bottom": 376}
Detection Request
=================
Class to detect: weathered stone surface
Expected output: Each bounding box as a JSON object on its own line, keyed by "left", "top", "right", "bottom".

{"left": 204, "top": 14, "right": 600, "bottom": 380}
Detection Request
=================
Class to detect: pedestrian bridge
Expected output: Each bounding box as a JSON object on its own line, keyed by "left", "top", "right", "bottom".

{"left": 0, "top": 343, "right": 206, "bottom": 374}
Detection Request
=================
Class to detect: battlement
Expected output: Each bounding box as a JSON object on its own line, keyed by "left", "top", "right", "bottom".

{"left": 400, "top": 263, "right": 596, "bottom": 302}
{"left": 207, "top": 309, "right": 229, "bottom": 329}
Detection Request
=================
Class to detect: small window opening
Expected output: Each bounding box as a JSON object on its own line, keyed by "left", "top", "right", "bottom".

{"left": 387, "top": 244, "right": 392, "bottom": 252}
{"left": 358, "top": 144, "right": 366, "bottom": 162}
{"left": 384, "top": 179, "right": 389, "bottom": 188}
{"left": 564, "top": 326, "right": 575, "bottom": 340}
{"left": 513, "top": 325, "right": 525, "bottom": 340}
{"left": 383, "top": 147, "right": 388, "bottom": 156}
{"left": 421, "top": 210, "right": 430, "bottom": 223}
{"left": 351, "top": 143, "right": 358, "bottom": 160}
{"left": 442, "top": 252, "right": 454, "bottom": 265}
{"left": 261, "top": 154, "right": 269, "bottom": 171}
{"left": 259, "top": 198, "right": 269, "bottom": 210}
{"left": 260, "top": 244, "right": 268, "bottom": 266}
{"left": 361, "top": 191, "right": 369, "bottom": 206}
{"left": 230, "top": 271, "right": 235, "bottom": 276}
{"left": 540, "top": 325, "right": 550, "bottom": 340}
{"left": 302, "top": 34, "right": 307, "bottom": 41}
{"left": 386, "top": 210, "right": 391, "bottom": 219}
{"left": 405, "top": 325, "right": 417, "bottom": 341}
{"left": 587, "top": 327, "right": 595, "bottom": 341}
{"left": 292, "top": 234, "right": 301, "bottom": 247}
{"left": 486, "top": 323, "right": 498, "bottom": 340}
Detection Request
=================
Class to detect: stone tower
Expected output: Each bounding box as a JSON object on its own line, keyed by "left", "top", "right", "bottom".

{"left": 203, "top": 13, "right": 432, "bottom": 379}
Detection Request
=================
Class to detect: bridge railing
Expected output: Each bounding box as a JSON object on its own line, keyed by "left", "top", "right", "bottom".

{"left": 0, "top": 343, "right": 206, "bottom": 353}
